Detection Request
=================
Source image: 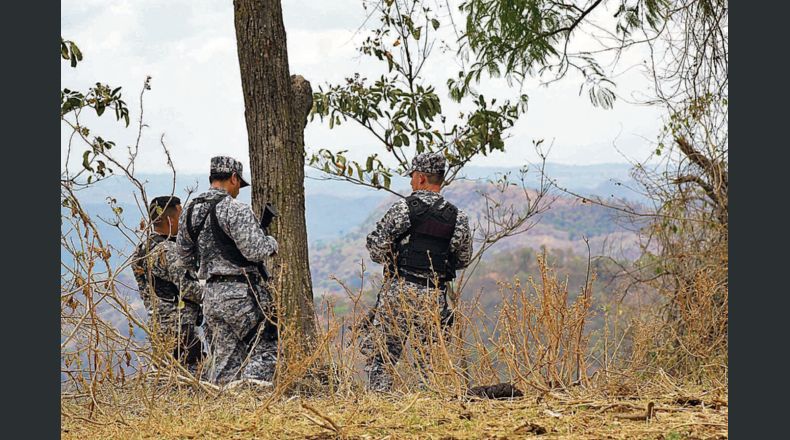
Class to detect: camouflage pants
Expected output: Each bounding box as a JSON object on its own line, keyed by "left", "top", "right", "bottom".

{"left": 203, "top": 280, "right": 277, "bottom": 385}
{"left": 149, "top": 301, "right": 204, "bottom": 373}
{"left": 361, "top": 279, "right": 452, "bottom": 392}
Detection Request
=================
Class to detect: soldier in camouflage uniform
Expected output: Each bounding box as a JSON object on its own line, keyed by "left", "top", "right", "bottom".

{"left": 132, "top": 196, "right": 205, "bottom": 373}
{"left": 176, "top": 156, "right": 279, "bottom": 385}
{"left": 362, "top": 152, "right": 473, "bottom": 392}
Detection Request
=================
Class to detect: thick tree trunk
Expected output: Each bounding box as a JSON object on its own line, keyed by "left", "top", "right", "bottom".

{"left": 233, "top": 0, "right": 316, "bottom": 342}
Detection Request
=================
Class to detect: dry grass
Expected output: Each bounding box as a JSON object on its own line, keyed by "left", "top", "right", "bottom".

{"left": 62, "top": 230, "right": 728, "bottom": 438}
{"left": 61, "top": 387, "right": 728, "bottom": 439}
{"left": 60, "top": 252, "right": 729, "bottom": 439}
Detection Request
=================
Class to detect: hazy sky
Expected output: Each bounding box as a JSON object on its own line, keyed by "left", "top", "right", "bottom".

{"left": 61, "top": 0, "right": 664, "bottom": 175}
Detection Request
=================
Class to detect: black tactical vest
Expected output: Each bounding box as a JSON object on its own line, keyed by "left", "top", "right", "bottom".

{"left": 185, "top": 194, "right": 262, "bottom": 276}
{"left": 392, "top": 195, "right": 459, "bottom": 281}
{"left": 133, "top": 234, "right": 180, "bottom": 302}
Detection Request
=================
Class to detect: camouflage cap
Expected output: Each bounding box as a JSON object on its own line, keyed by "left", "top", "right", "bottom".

{"left": 403, "top": 152, "right": 447, "bottom": 176}
{"left": 210, "top": 156, "right": 250, "bottom": 188}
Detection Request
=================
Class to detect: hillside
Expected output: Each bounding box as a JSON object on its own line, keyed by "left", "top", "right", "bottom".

{"left": 310, "top": 179, "right": 642, "bottom": 296}
{"left": 66, "top": 163, "right": 644, "bottom": 277}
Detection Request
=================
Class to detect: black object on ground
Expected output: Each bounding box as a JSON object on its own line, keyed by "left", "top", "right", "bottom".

{"left": 467, "top": 382, "right": 524, "bottom": 399}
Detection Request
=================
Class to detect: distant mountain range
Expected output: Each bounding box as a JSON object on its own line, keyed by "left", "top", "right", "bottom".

{"left": 62, "top": 163, "right": 645, "bottom": 287}
{"left": 309, "top": 179, "right": 642, "bottom": 295}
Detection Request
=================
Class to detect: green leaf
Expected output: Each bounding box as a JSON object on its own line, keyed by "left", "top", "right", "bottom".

{"left": 431, "top": 19, "right": 440, "bottom": 30}
{"left": 70, "top": 43, "right": 83, "bottom": 62}
{"left": 82, "top": 151, "right": 92, "bottom": 171}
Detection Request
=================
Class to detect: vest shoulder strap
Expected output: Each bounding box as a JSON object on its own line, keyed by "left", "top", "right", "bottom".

{"left": 407, "top": 196, "right": 457, "bottom": 236}
{"left": 186, "top": 195, "right": 225, "bottom": 243}
{"left": 208, "top": 198, "right": 257, "bottom": 268}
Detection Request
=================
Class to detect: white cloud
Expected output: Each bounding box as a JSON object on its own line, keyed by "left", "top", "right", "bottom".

{"left": 62, "top": 0, "right": 664, "bottom": 175}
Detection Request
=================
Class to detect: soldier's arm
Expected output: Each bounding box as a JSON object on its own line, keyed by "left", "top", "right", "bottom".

{"left": 131, "top": 244, "right": 154, "bottom": 311}
{"left": 450, "top": 210, "right": 473, "bottom": 270}
{"left": 366, "top": 199, "right": 410, "bottom": 264}
{"left": 219, "top": 199, "right": 278, "bottom": 262}
{"left": 148, "top": 244, "right": 172, "bottom": 296}
{"left": 175, "top": 202, "right": 198, "bottom": 271}
{"left": 160, "top": 241, "right": 203, "bottom": 304}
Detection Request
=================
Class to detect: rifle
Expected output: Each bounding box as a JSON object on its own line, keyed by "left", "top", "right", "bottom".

{"left": 441, "top": 282, "right": 456, "bottom": 329}
{"left": 256, "top": 202, "right": 278, "bottom": 281}
{"left": 260, "top": 202, "right": 278, "bottom": 234}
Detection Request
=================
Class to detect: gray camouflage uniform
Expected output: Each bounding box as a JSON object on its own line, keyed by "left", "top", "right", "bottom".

{"left": 176, "top": 156, "right": 279, "bottom": 385}
{"left": 362, "top": 152, "right": 473, "bottom": 391}
{"left": 132, "top": 233, "right": 205, "bottom": 372}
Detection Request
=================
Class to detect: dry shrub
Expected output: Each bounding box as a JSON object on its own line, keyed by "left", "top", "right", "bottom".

{"left": 583, "top": 271, "right": 727, "bottom": 397}
{"left": 651, "top": 269, "right": 728, "bottom": 385}
{"left": 302, "top": 273, "right": 468, "bottom": 398}
{"left": 458, "top": 254, "right": 593, "bottom": 393}
{"left": 62, "top": 239, "right": 725, "bottom": 429}
{"left": 62, "top": 250, "right": 598, "bottom": 405}
{"left": 108, "top": 250, "right": 597, "bottom": 405}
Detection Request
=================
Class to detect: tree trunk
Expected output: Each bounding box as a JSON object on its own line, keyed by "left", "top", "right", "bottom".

{"left": 233, "top": 0, "right": 316, "bottom": 342}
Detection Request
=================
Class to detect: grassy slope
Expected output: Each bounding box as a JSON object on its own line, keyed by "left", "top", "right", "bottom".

{"left": 62, "top": 390, "right": 727, "bottom": 439}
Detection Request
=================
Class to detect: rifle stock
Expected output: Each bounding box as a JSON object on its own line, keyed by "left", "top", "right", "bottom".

{"left": 257, "top": 202, "right": 278, "bottom": 281}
